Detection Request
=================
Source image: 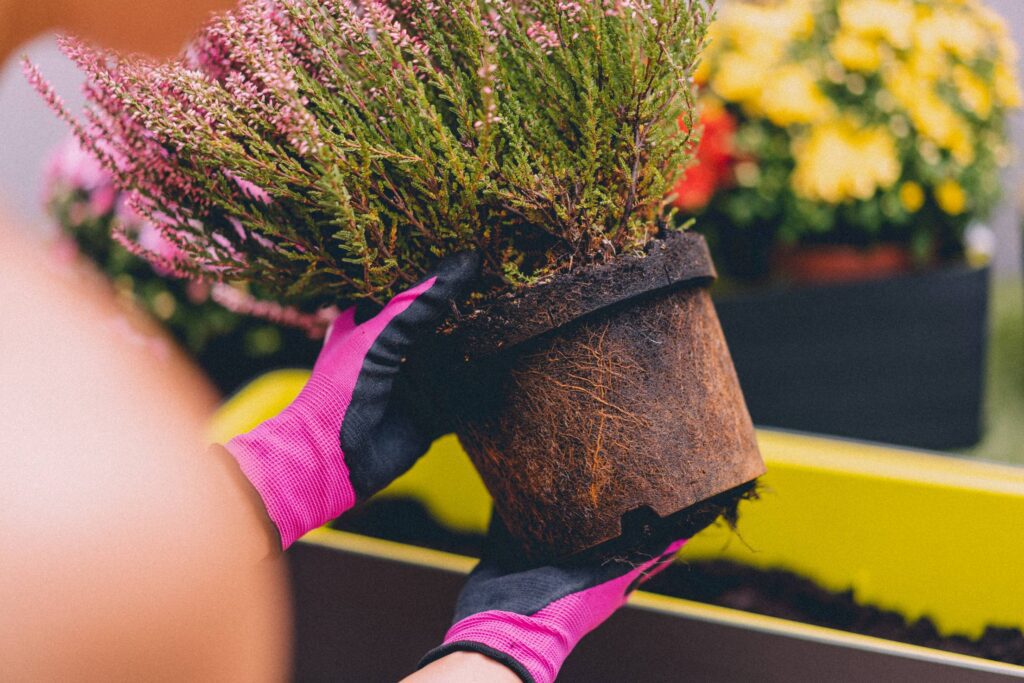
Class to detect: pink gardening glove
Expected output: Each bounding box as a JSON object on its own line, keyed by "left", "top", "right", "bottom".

{"left": 419, "top": 516, "right": 686, "bottom": 683}
{"left": 225, "top": 253, "right": 479, "bottom": 549}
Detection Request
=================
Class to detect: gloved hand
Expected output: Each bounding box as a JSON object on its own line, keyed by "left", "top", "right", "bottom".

{"left": 225, "top": 253, "right": 479, "bottom": 549}
{"left": 419, "top": 517, "right": 687, "bottom": 683}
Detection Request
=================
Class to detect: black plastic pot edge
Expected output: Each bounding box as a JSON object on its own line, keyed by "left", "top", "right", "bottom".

{"left": 448, "top": 230, "right": 716, "bottom": 359}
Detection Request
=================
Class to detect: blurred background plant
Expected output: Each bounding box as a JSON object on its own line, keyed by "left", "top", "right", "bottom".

{"left": 677, "top": 0, "right": 1021, "bottom": 283}
{"left": 43, "top": 137, "right": 321, "bottom": 394}
{"left": 666, "top": 0, "right": 1023, "bottom": 452}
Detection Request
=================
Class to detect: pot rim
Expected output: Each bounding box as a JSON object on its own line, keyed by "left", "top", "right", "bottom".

{"left": 450, "top": 230, "right": 716, "bottom": 359}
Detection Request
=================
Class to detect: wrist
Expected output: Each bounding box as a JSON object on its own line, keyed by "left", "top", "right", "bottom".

{"left": 422, "top": 611, "right": 572, "bottom": 683}
{"left": 419, "top": 640, "right": 535, "bottom": 683}
{"left": 410, "top": 649, "right": 523, "bottom": 683}
{"left": 225, "top": 373, "right": 356, "bottom": 548}
{"left": 209, "top": 444, "right": 284, "bottom": 555}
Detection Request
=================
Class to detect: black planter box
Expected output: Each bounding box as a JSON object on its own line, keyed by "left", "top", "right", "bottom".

{"left": 287, "top": 532, "right": 1019, "bottom": 682}
{"left": 713, "top": 265, "right": 989, "bottom": 450}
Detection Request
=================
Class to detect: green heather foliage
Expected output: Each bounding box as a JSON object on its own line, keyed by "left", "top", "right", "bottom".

{"left": 30, "top": 0, "right": 711, "bottom": 308}
{"left": 42, "top": 137, "right": 323, "bottom": 393}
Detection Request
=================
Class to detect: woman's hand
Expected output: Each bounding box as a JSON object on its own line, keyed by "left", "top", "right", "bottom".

{"left": 225, "top": 253, "right": 479, "bottom": 549}
{"left": 417, "top": 516, "right": 687, "bottom": 683}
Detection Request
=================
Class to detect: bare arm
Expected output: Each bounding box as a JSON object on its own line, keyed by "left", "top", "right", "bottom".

{"left": 406, "top": 651, "right": 522, "bottom": 683}
{"left": 0, "top": 222, "right": 517, "bottom": 681}
{"left": 0, "top": 223, "right": 289, "bottom": 680}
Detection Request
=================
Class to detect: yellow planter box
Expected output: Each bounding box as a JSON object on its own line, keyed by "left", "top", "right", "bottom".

{"left": 211, "top": 369, "right": 1024, "bottom": 639}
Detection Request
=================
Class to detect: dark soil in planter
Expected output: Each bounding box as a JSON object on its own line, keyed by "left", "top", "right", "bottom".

{"left": 643, "top": 560, "right": 1024, "bottom": 666}
{"left": 331, "top": 498, "right": 1024, "bottom": 666}
{"left": 421, "top": 232, "right": 764, "bottom": 562}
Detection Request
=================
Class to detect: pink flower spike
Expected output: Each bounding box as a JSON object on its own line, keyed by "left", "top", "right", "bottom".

{"left": 21, "top": 59, "right": 81, "bottom": 135}
{"left": 526, "top": 21, "right": 561, "bottom": 52}
{"left": 210, "top": 283, "right": 331, "bottom": 338}
{"left": 89, "top": 184, "right": 118, "bottom": 216}
{"left": 225, "top": 169, "right": 273, "bottom": 204}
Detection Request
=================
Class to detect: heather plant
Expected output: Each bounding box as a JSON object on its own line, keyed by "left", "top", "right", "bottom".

{"left": 44, "top": 137, "right": 324, "bottom": 392}
{"left": 28, "top": 0, "right": 711, "bottom": 311}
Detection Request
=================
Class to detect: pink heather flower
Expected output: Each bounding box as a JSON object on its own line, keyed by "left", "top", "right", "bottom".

{"left": 45, "top": 136, "right": 109, "bottom": 194}
{"left": 43, "top": 136, "right": 119, "bottom": 218}
{"left": 229, "top": 216, "right": 275, "bottom": 249}
{"left": 29, "top": 0, "right": 712, "bottom": 332}
{"left": 210, "top": 283, "right": 335, "bottom": 338}
{"left": 110, "top": 194, "right": 198, "bottom": 279}
{"left": 111, "top": 224, "right": 194, "bottom": 280}
{"left": 224, "top": 170, "right": 272, "bottom": 204}
{"left": 88, "top": 184, "right": 118, "bottom": 216}
{"left": 113, "top": 193, "right": 145, "bottom": 230}
{"left": 136, "top": 221, "right": 189, "bottom": 276}
{"left": 22, "top": 59, "right": 81, "bottom": 136}
{"left": 526, "top": 21, "right": 560, "bottom": 52}
{"left": 557, "top": 0, "right": 583, "bottom": 22}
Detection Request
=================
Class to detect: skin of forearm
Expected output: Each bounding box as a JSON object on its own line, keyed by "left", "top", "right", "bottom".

{"left": 404, "top": 651, "right": 521, "bottom": 683}
{"left": 0, "top": 222, "right": 289, "bottom": 679}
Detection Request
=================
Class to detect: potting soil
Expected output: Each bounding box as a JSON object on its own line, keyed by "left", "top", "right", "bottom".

{"left": 331, "top": 498, "right": 1024, "bottom": 666}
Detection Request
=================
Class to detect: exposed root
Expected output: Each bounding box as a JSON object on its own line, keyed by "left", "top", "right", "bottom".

{"left": 456, "top": 287, "right": 763, "bottom": 562}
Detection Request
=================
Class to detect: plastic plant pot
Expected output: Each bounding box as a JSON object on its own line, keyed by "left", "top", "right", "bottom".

{"left": 429, "top": 232, "right": 765, "bottom": 561}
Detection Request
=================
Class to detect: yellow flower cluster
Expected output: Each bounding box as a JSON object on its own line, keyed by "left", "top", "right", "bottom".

{"left": 839, "top": 0, "right": 914, "bottom": 50}
{"left": 701, "top": 0, "right": 1022, "bottom": 211}
{"left": 791, "top": 119, "right": 900, "bottom": 203}
{"left": 885, "top": 61, "right": 976, "bottom": 165}
{"left": 758, "top": 65, "right": 835, "bottom": 127}
{"left": 703, "top": 0, "right": 823, "bottom": 123}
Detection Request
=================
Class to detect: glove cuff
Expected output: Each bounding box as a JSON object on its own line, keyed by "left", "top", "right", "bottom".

{"left": 418, "top": 641, "right": 534, "bottom": 683}
{"left": 225, "top": 373, "right": 356, "bottom": 549}
{"left": 424, "top": 610, "right": 574, "bottom": 683}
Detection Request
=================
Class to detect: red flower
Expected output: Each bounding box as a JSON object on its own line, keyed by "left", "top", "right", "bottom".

{"left": 673, "top": 105, "right": 738, "bottom": 211}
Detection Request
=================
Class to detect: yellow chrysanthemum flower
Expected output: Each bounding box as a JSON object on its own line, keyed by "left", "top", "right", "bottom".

{"left": 711, "top": 52, "right": 772, "bottom": 106}
{"left": 899, "top": 181, "right": 925, "bottom": 212}
{"left": 699, "top": 0, "right": 1019, "bottom": 225}
{"left": 885, "top": 70, "right": 976, "bottom": 165}
{"left": 995, "top": 32, "right": 1019, "bottom": 66}
{"left": 840, "top": 0, "right": 915, "bottom": 49}
{"left": 994, "top": 62, "right": 1023, "bottom": 108}
{"left": 719, "top": 0, "right": 816, "bottom": 49}
{"left": 831, "top": 30, "right": 882, "bottom": 72}
{"left": 705, "top": 0, "right": 816, "bottom": 105}
{"left": 791, "top": 119, "right": 901, "bottom": 203}
{"left": 970, "top": 4, "right": 1011, "bottom": 52}
{"left": 757, "top": 64, "right": 835, "bottom": 126}
{"left": 912, "top": 94, "right": 974, "bottom": 164}
{"left": 953, "top": 65, "right": 992, "bottom": 119}
{"left": 935, "top": 178, "right": 967, "bottom": 215}
{"left": 914, "top": 7, "right": 985, "bottom": 61}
